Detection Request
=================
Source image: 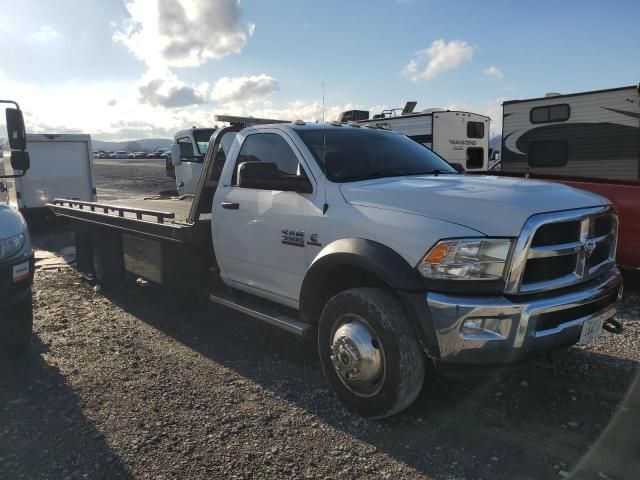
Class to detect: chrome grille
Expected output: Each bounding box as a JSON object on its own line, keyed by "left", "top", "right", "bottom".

{"left": 505, "top": 207, "right": 618, "bottom": 294}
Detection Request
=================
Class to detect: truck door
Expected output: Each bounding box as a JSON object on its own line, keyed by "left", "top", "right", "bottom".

{"left": 212, "top": 130, "right": 316, "bottom": 308}
{"left": 175, "top": 136, "right": 202, "bottom": 195}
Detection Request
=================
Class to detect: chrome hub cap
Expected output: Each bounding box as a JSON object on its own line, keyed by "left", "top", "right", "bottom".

{"left": 330, "top": 315, "right": 385, "bottom": 397}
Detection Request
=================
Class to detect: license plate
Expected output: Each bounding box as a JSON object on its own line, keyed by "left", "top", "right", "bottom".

{"left": 578, "top": 309, "right": 615, "bottom": 345}
{"left": 12, "top": 262, "right": 29, "bottom": 282}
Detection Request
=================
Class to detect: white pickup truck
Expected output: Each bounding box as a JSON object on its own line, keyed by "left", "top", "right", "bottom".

{"left": 51, "top": 120, "right": 623, "bottom": 417}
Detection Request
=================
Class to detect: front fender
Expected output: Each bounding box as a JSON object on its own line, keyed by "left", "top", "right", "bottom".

{"left": 299, "top": 238, "right": 440, "bottom": 356}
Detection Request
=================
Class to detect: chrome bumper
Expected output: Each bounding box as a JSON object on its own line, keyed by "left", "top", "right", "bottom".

{"left": 426, "top": 267, "right": 623, "bottom": 364}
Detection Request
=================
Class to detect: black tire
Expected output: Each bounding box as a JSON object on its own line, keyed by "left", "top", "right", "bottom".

{"left": 0, "top": 289, "right": 33, "bottom": 356}
{"left": 318, "top": 287, "right": 425, "bottom": 418}
{"left": 92, "top": 231, "right": 124, "bottom": 288}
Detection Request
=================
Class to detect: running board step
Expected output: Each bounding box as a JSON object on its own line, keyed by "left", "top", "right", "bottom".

{"left": 209, "top": 292, "right": 312, "bottom": 338}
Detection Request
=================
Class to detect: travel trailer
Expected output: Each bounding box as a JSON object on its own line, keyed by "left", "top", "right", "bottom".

{"left": 500, "top": 85, "right": 640, "bottom": 179}
{"left": 347, "top": 103, "right": 491, "bottom": 171}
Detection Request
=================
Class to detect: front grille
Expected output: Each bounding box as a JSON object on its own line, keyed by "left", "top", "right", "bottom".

{"left": 522, "top": 254, "right": 577, "bottom": 284}
{"left": 531, "top": 221, "right": 581, "bottom": 247}
{"left": 534, "top": 289, "right": 618, "bottom": 332}
{"left": 509, "top": 209, "right": 617, "bottom": 294}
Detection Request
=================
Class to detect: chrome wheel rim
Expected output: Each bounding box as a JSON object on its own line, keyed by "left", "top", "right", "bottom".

{"left": 329, "top": 314, "right": 385, "bottom": 398}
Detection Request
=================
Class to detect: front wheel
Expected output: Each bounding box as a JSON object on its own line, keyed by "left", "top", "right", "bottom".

{"left": 318, "top": 287, "right": 425, "bottom": 418}
{"left": 0, "top": 289, "right": 33, "bottom": 356}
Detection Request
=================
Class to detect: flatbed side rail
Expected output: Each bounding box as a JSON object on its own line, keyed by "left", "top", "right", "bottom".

{"left": 51, "top": 199, "right": 176, "bottom": 224}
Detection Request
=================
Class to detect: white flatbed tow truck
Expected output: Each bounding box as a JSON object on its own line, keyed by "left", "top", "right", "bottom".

{"left": 50, "top": 116, "right": 623, "bottom": 417}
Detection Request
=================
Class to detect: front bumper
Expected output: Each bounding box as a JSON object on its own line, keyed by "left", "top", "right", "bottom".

{"left": 0, "top": 253, "right": 35, "bottom": 306}
{"left": 426, "top": 267, "right": 623, "bottom": 365}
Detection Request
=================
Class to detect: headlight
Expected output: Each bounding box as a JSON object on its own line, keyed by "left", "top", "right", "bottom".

{"left": 0, "top": 233, "right": 25, "bottom": 260}
{"left": 417, "top": 238, "right": 512, "bottom": 281}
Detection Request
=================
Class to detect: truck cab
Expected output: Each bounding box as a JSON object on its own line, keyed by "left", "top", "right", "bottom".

{"left": 168, "top": 127, "right": 216, "bottom": 196}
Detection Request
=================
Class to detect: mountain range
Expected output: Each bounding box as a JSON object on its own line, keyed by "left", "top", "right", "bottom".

{"left": 92, "top": 138, "right": 172, "bottom": 152}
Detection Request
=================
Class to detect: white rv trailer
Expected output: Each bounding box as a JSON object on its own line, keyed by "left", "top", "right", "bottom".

{"left": 2, "top": 133, "right": 96, "bottom": 215}
{"left": 351, "top": 105, "right": 491, "bottom": 171}
{"left": 500, "top": 84, "right": 640, "bottom": 179}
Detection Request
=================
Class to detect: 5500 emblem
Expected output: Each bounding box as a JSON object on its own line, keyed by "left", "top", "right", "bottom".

{"left": 282, "top": 229, "right": 305, "bottom": 247}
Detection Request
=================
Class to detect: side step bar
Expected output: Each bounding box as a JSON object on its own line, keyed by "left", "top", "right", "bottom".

{"left": 209, "top": 293, "right": 312, "bottom": 338}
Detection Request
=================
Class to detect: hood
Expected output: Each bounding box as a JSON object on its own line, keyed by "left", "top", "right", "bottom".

{"left": 0, "top": 204, "right": 28, "bottom": 240}
{"left": 340, "top": 175, "right": 609, "bottom": 236}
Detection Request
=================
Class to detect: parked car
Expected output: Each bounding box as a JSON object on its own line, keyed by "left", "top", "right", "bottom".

{"left": 110, "top": 151, "right": 129, "bottom": 159}
{"left": 1, "top": 101, "right": 34, "bottom": 355}
{"left": 128, "top": 152, "right": 147, "bottom": 159}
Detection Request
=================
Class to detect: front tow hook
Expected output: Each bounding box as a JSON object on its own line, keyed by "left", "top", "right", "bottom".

{"left": 603, "top": 318, "right": 623, "bottom": 334}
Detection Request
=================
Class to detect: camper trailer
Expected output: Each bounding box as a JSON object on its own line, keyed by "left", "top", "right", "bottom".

{"left": 348, "top": 103, "right": 491, "bottom": 171}
{"left": 500, "top": 85, "right": 640, "bottom": 179}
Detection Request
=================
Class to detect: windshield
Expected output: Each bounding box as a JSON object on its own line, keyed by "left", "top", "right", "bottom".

{"left": 193, "top": 129, "right": 216, "bottom": 155}
{"left": 296, "top": 127, "right": 457, "bottom": 182}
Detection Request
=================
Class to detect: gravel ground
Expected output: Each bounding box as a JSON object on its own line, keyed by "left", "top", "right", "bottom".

{"left": 1, "top": 159, "right": 639, "bottom": 480}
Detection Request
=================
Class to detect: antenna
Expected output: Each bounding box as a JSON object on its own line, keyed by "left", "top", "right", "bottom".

{"left": 322, "top": 82, "right": 328, "bottom": 214}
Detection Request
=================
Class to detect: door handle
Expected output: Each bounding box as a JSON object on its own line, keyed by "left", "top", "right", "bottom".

{"left": 221, "top": 201, "right": 240, "bottom": 210}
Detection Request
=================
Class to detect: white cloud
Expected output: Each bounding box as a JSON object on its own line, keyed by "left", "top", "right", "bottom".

{"left": 137, "top": 68, "right": 209, "bottom": 108}
{"left": 401, "top": 39, "right": 474, "bottom": 81}
{"left": 211, "top": 75, "right": 279, "bottom": 104}
{"left": 114, "top": 0, "right": 251, "bottom": 67}
{"left": 483, "top": 65, "right": 504, "bottom": 80}
{"left": 247, "top": 22, "right": 256, "bottom": 37}
{"left": 28, "top": 25, "right": 62, "bottom": 43}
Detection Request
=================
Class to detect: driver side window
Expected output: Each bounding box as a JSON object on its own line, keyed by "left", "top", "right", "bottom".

{"left": 232, "top": 133, "right": 306, "bottom": 186}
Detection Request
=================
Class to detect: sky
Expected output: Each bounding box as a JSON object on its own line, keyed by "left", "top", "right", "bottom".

{"left": 0, "top": 0, "right": 638, "bottom": 141}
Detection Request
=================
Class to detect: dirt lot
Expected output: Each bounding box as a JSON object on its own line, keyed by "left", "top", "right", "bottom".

{"left": 1, "top": 158, "right": 639, "bottom": 479}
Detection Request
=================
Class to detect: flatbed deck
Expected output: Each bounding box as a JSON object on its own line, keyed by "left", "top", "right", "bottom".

{"left": 49, "top": 196, "right": 211, "bottom": 243}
